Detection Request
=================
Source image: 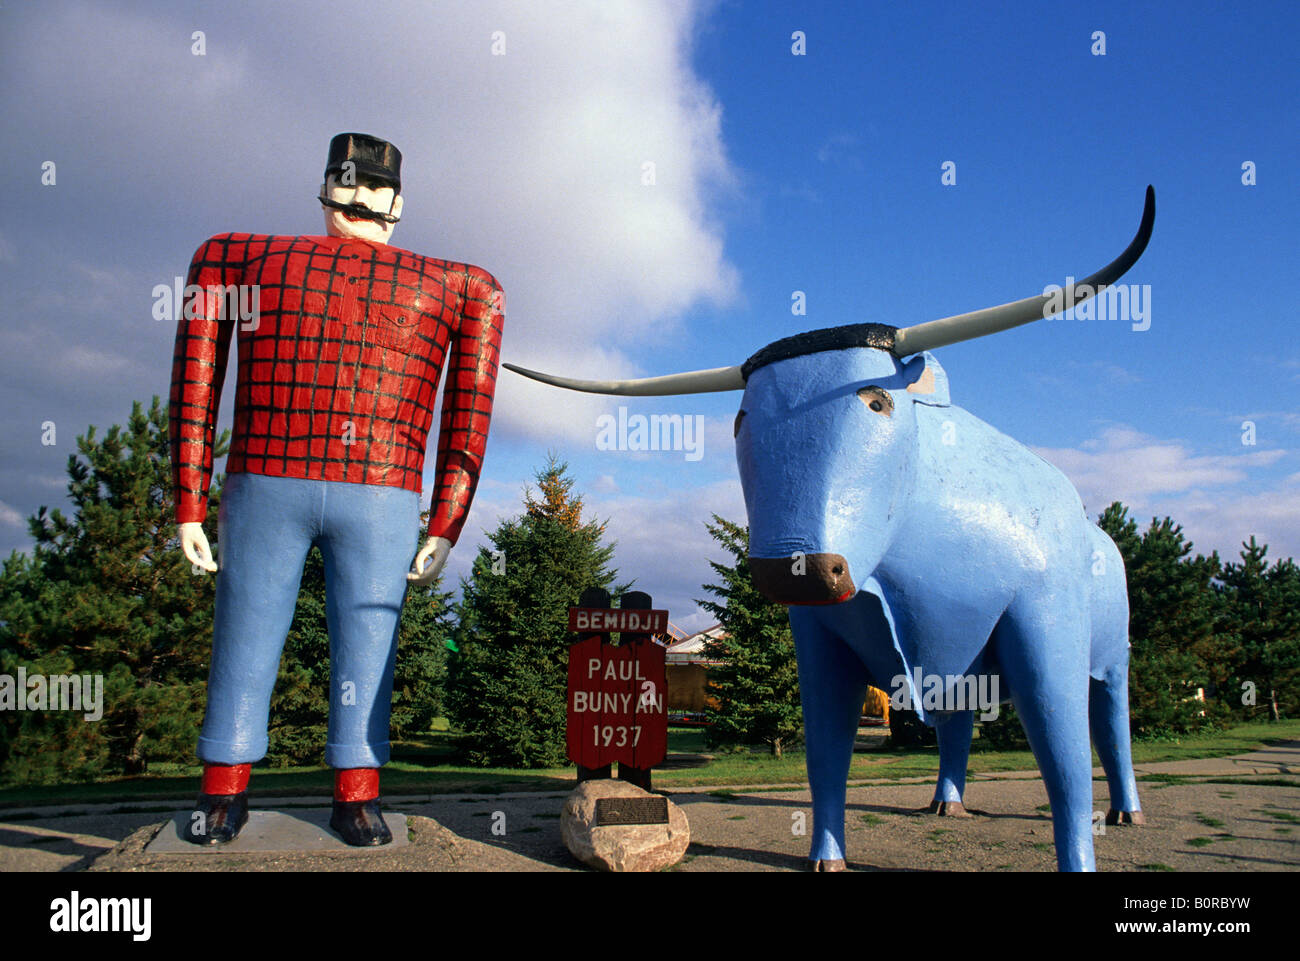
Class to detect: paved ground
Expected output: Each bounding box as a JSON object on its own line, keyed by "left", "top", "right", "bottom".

{"left": 2, "top": 740, "right": 1297, "bottom": 872}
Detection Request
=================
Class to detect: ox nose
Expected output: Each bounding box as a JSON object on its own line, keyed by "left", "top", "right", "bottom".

{"left": 749, "top": 553, "right": 855, "bottom": 605}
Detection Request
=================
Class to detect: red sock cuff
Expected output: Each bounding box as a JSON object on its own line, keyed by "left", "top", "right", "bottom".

{"left": 201, "top": 763, "right": 251, "bottom": 795}
{"left": 335, "top": 768, "right": 380, "bottom": 802}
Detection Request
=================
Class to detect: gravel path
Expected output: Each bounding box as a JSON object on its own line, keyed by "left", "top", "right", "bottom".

{"left": 3, "top": 741, "right": 1296, "bottom": 872}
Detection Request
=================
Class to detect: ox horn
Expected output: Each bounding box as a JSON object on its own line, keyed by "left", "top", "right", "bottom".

{"left": 505, "top": 187, "right": 1154, "bottom": 394}
{"left": 500, "top": 362, "right": 746, "bottom": 396}
{"left": 892, "top": 185, "right": 1155, "bottom": 357}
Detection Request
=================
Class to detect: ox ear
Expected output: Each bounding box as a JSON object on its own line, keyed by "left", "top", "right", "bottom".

{"left": 902, "top": 352, "right": 951, "bottom": 406}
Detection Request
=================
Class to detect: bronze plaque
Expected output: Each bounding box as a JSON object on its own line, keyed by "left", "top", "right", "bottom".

{"left": 595, "top": 796, "right": 669, "bottom": 826}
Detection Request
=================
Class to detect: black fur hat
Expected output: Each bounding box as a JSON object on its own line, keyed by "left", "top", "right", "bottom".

{"left": 324, "top": 133, "right": 402, "bottom": 192}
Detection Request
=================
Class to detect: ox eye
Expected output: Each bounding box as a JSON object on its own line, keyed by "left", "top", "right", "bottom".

{"left": 734, "top": 409, "right": 746, "bottom": 437}
{"left": 857, "top": 386, "right": 894, "bottom": 416}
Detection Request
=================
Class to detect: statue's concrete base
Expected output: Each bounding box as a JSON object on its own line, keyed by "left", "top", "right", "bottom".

{"left": 146, "top": 809, "right": 408, "bottom": 855}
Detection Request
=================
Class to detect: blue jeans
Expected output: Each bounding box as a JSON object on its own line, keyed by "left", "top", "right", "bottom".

{"left": 197, "top": 472, "right": 419, "bottom": 769}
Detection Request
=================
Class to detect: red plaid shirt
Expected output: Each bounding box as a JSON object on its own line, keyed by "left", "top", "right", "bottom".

{"left": 169, "top": 232, "right": 504, "bottom": 545}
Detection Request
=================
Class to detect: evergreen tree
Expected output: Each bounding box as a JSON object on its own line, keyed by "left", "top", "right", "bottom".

{"left": 265, "top": 518, "right": 452, "bottom": 765}
{"left": 446, "top": 458, "right": 621, "bottom": 767}
{"left": 0, "top": 398, "right": 224, "bottom": 784}
{"left": 1220, "top": 539, "right": 1300, "bottom": 722}
{"left": 1097, "top": 503, "right": 1230, "bottom": 737}
{"left": 696, "top": 516, "right": 803, "bottom": 756}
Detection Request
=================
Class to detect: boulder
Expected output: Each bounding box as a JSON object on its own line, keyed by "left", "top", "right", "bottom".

{"left": 561, "top": 779, "right": 690, "bottom": 872}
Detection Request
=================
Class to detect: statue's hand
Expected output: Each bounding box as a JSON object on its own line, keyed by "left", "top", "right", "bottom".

{"left": 179, "top": 521, "right": 218, "bottom": 573}
{"left": 409, "top": 536, "right": 451, "bottom": 584}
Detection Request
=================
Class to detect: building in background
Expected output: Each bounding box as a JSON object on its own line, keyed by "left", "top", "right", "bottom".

{"left": 664, "top": 624, "right": 892, "bottom": 726}
{"left": 665, "top": 625, "right": 725, "bottom": 723}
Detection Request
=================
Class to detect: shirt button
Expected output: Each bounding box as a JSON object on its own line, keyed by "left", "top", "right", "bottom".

{"left": 349, "top": 278, "right": 357, "bottom": 285}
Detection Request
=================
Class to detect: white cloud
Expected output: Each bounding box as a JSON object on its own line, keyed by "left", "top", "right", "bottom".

{"left": 1067, "top": 359, "right": 1141, "bottom": 385}
{"left": 1034, "top": 426, "right": 1300, "bottom": 562}
{"left": 816, "top": 132, "right": 863, "bottom": 169}
{"left": 584, "top": 477, "right": 748, "bottom": 623}
{"left": 492, "top": 345, "right": 654, "bottom": 448}
{"left": 1164, "top": 488, "right": 1300, "bottom": 563}
{"left": 4, "top": 1, "right": 741, "bottom": 450}
{"left": 673, "top": 608, "right": 721, "bottom": 635}
{"left": 1033, "top": 425, "right": 1286, "bottom": 506}
{"left": 0, "top": 500, "right": 27, "bottom": 530}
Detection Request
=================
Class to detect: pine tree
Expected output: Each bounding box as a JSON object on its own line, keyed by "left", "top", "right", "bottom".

{"left": 696, "top": 516, "right": 803, "bottom": 756}
{"left": 0, "top": 398, "right": 224, "bottom": 783}
{"left": 446, "top": 458, "right": 621, "bottom": 767}
{"left": 1265, "top": 558, "right": 1300, "bottom": 718}
{"left": 1220, "top": 539, "right": 1300, "bottom": 722}
{"left": 1097, "top": 503, "right": 1230, "bottom": 737}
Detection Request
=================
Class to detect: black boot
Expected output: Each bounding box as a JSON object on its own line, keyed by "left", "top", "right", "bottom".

{"left": 330, "top": 797, "right": 392, "bottom": 846}
{"left": 184, "top": 791, "right": 249, "bottom": 845}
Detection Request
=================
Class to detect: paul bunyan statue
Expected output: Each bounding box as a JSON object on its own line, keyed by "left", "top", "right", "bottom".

{"left": 170, "top": 133, "right": 504, "bottom": 845}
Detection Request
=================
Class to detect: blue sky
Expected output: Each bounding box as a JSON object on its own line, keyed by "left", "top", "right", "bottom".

{"left": 1, "top": 1, "right": 1296, "bottom": 633}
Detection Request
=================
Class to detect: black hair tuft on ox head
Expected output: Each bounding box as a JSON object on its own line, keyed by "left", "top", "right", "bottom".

{"left": 741, "top": 323, "right": 899, "bottom": 381}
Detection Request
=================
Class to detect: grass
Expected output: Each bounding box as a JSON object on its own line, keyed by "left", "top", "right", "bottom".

{"left": 1139, "top": 863, "right": 1175, "bottom": 872}
{"left": 1195, "top": 814, "right": 1225, "bottom": 828}
{"left": 1257, "top": 809, "right": 1300, "bottom": 824}
{"left": 1136, "top": 773, "right": 1300, "bottom": 788}
{"left": 1187, "top": 837, "right": 1215, "bottom": 847}
{"left": 3, "top": 718, "right": 1298, "bottom": 810}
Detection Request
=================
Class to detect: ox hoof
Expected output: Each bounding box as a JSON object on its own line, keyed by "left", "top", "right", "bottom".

{"left": 1105, "top": 808, "right": 1146, "bottom": 826}
{"left": 928, "top": 800, "right": 973, "bottom": 818}
{"left": 812, "top": 859, "right": 846, "bottom": 872}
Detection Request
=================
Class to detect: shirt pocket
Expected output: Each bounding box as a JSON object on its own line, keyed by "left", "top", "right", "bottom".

{"left": 369, "top": 303, "right": 423, "bottom": 352}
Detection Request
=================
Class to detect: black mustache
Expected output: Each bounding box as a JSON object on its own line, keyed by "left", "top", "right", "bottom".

{"left": 318, "top": 195, "right": 400, "bottom": 225}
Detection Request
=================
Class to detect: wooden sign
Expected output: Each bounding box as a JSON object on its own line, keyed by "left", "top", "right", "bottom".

{"left": 568, "top": 607, "right": 669, "bottom": 635}
{"left": 567, "top": 588, "right": 668, "bottom": 780}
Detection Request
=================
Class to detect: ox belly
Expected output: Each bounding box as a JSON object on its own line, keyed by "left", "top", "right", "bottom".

{"left": 833, "top": 405, "right": 1103, "bottom": 717}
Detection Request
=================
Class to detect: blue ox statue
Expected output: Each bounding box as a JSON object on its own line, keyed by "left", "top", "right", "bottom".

{"left": 507, "top": 187, "right": 1155, "bottom": 872}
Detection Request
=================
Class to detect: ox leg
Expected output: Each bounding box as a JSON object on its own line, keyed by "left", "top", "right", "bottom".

{"left": 789, "top": 609, "right": 869, "bottom": 871}
{"left": 931, "top": 710, "right": 974, "bottom": 816}
{"left": 1090, "top": 666, "right": 1144, "bottom": 825}
{"left": 995, "top": 605, "right": 1095, "bottom": 872}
